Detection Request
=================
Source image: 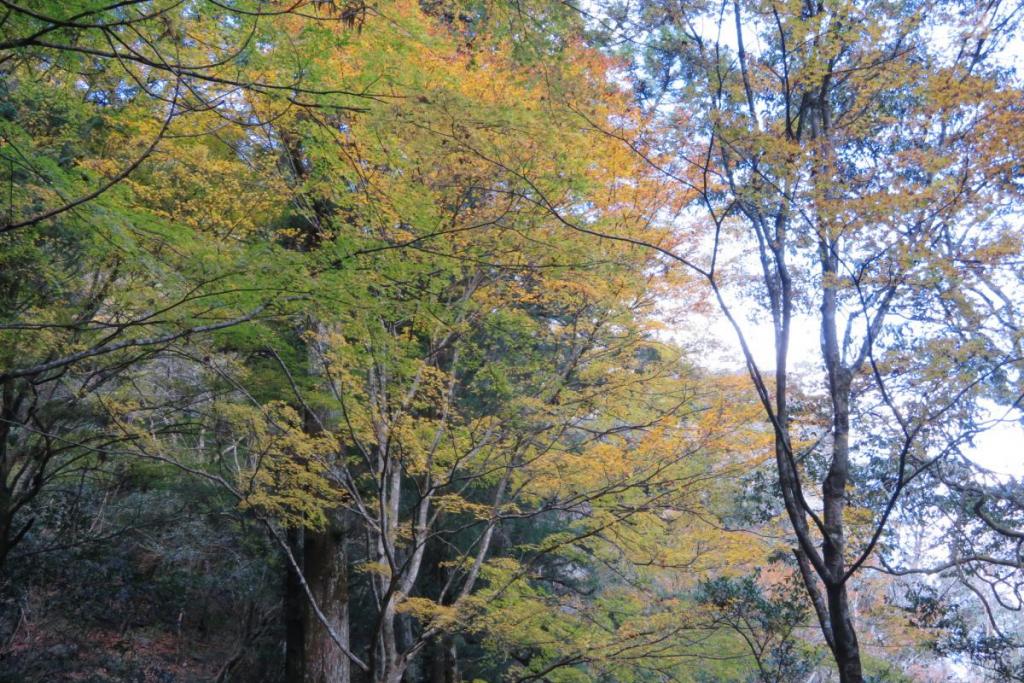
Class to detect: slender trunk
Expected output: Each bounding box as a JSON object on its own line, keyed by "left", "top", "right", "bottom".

{"left": 285, "top": 526, "right": 306, "bottom": 683}
{"left": 0, "top": 381, "right": 18, "bottom": 574}
{"left": 822, "top": 387, "right": 862, "bottom": 682}
{"left": 826, "top": 582, "right": 863, "bottom": 683}
{"left": 820, "top": 243, "right": 864, "bottom": 683}
{"left": 0, "top": 505, "right": 12, "bottom": 573}
{"left": 377, "top": 599, "right": 402, "bottom": 683}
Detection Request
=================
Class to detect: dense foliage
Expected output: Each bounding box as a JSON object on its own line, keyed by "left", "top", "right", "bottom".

{"left": 1, "top": 1, "right": 1022, "bottom": 682}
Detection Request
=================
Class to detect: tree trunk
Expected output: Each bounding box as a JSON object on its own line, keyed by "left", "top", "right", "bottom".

{"left": 285, "top": 526, "right": 306, "bottom": 683}
{"left": 303, "top": 523, "right": 350, "bottom": 683}
{"left": 826, "top": 582, "right": 863, "bottom": 683}
{"left": 429, "top": 635, "right": 459, "bottom": 683}
{"left": 820, "top": 265, "right": 864, "bottom": 683}
{"left": 0, "top": 381, "right": 22, "bottom": 574}
{"left": 377, "top": 600, "right": 402, "bottom": 683}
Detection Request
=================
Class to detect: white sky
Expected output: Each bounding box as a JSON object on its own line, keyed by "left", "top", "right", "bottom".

{"left": 680, "top": 311, "right": 1024, "bottom": 480}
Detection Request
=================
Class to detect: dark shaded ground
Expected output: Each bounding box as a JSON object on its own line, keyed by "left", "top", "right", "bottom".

{"left": 0, "top": 483, "right": 283, "bottom": 683}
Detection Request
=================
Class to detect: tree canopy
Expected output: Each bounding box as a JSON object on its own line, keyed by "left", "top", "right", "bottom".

{"left": 1, "top": 1, "right": 1022, "bottom": 682}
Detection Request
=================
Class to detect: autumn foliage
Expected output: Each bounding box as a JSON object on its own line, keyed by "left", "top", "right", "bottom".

{"left": 1, "top": 1, "right": 1022, "bottom": 682}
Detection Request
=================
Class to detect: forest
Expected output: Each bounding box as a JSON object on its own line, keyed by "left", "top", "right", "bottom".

{"left": 0, "top": 1, "right": 1023, "bottom": 681}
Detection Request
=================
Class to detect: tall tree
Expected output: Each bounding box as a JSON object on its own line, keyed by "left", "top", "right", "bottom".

{"left": 554, "top": 0, "right": 1024, "bottom": 679}
{"left": 69, "top": 2, "right": 750, "bottom": 680}
{"left": 0, "top": 0, "right": 373, "bottom": 574}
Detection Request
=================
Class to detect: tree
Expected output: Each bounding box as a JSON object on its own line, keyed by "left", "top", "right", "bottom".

{"left": 0, "top": 0, "right": 378, "bottom": 573}
{"left": 696, "top": 570, "right": 816, "bottom": 682}
{"left": 45, "top": 3, "right": 759, "bottom": 680}
{"left": 549, "top": 0, "right": 1024, "bottom": 679}
{"left": 7, "top": 0, "right": 1020, "bottom": 680}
